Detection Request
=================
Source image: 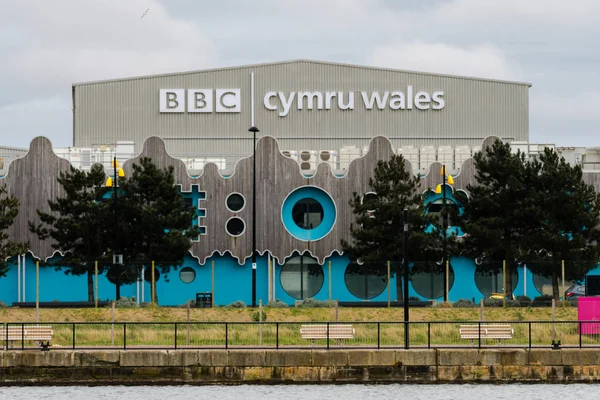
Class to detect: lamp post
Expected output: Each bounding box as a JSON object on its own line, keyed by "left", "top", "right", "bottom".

{"left": 403, "top": 208, "right": 409, "bottom": 349}
{"left": 436, "top": 166, "right": 454, "bottom": 303}
{"left": 106, "top": 157, "right": 124, "bottom": 300}
{"left": 249, "top": 126, "right": 259, "bottom": 308}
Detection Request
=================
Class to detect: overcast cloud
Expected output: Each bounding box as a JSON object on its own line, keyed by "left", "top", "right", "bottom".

{"left": 0, "top": 0, "right": 598, "bottom": 148}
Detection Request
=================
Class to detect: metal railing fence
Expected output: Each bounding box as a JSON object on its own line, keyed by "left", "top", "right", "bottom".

{"left": 2, "top": 321, "right": 600, "bottom": 351}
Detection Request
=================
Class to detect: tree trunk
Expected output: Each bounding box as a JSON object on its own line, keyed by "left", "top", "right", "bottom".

{"left": 87, "top": 269, "right": 94, "bottom": 302}
{"left": 505, "top": 264, "right": 513, "bottom": 300}
{"left": 552, "top": 269, "right": 560, "bottom": 301}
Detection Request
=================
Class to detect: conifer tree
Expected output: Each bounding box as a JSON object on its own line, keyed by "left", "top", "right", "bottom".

{"left": 458, "top": 140, "right": 534, "bottom": 299}
{"left": 341, "top": 154, "right": 450, "bottom": 300}
{"left": 29, "top": 164, "right": 111, "bottom": 301}
{"left": 0, "top": 185, "right": 28, "bottom": 278}
{"left": 525, "top": 148, "right": 600, "bottom": 300}
{"left": 114, "top": 157, "right": 200, "bottom": 303}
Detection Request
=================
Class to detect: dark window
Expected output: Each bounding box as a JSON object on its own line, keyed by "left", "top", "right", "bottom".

{"left": 427, "top": 199, "right": 458, "bottom": 227}
{"left": 344, "top": 262, "right": 387, "bottom": 299}
{"left": 292, "top": 198, "right": 324, "bottom": 229}
{"left": 226, "top": 217, "right": 245, "bottom": 236}
{"left": 226, "top": 193, "right": 245, "bottom": 212}
{"left": 474, "top": 263, "right": 518, "bottom": 297}
{"left": 280, "top": 255, "right": 324, "bottom": 300}
{"left": 411, "top": 262, "right": 455, "bottom": 299}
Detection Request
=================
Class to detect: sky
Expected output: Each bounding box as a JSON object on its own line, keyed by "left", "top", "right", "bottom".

{"left": 0, "top": 0, "right": 599, "bottom": 149}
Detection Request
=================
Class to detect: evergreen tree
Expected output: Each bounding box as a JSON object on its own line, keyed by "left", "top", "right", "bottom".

{"left": 0, "top": 185, "right": 28, "bottom": 278}
{"left": 114, "top": 157, "right": 200, "bottom": 303}
{"left": 525, "top": 148, "right": 600, "bottom": 300}
{"left": 458, "top": 139, "right": 535, "bottom": 299}
{"left": 29, "top": 164, "right": 111, "bottom": 301}
{"left": 341, "top": 154, "right": 451, "bottom": 300}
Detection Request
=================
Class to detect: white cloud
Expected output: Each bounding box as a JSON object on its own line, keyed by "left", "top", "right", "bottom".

{"left": 368, "top": 42, "right": 522, "bottom": 81}
{"left": 0, "top": 0, "right": 217, "bottom": 87}
{"left": 0, "top": 0, "right": 217, "bottom": 147}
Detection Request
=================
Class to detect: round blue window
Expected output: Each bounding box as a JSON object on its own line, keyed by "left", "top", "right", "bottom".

{"left": 282, "top": 186, "right": 336, "bottom": 241}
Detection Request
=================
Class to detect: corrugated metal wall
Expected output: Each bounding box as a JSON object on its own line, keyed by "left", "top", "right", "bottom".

{"left": 73, "top": 60, "right": 529, "bottom": 157}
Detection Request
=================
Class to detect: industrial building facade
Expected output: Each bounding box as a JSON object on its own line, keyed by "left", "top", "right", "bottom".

{"left": 0, "top": 60, "right": 598, "bottom": 306}
{"left": 71, "top": 60, "right": 530, "bottom": 174}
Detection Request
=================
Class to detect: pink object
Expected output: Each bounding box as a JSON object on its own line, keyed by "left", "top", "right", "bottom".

{"left": 578, "top": 297, "right": 600, "bottom": 334}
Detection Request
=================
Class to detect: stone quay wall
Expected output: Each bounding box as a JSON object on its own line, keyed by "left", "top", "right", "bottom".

{"left": 2, "top": 349, "right": 600, "bottom": 385}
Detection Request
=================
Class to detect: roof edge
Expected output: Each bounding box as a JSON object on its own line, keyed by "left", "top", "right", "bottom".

{"left": 72, "top": 59, "right": 532, "bottom": 87}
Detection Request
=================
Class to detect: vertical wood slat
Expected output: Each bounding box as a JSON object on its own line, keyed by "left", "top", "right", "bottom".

{"left": 3, "top": 134, "right": 534, "bottom": 264}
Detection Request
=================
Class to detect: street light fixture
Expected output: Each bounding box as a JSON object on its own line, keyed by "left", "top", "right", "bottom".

{"left": 249, "top": 126, "right": 259, "bottom": 308}
{"left": 106, "top": 157, "right": 125, "bottom": 300}
{"left": 435, "top": 166, "right": 454, "bottom": 302}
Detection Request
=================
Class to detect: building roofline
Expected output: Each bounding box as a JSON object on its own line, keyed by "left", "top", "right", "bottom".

{"left": 72, "top": 59, "right": 533, "bottom": 87}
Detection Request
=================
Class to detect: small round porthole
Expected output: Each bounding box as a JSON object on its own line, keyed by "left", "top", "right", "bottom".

{"left": 179, "top": 267, "right": 196, "bottom": 284}
{"left": 226, "top": 193, "right": 245, "bottom": 212}
{"left": 226, "top": 217, "right": 245, "bottom": 236}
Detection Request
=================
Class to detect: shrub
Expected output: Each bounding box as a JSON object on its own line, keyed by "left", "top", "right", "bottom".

{"left": 453, "top": 299, "right": 476, "bottom": 308}
{"left": 483, "top": 298, "right": 503, "bottom": 307}
{"left": 252, "top": 310, "right": 267, "bottom": 322}
{"left": 516, "top": 295, "right": 531, "bottom": 306}
{"left": 532, "top": 295, "right": 553, "bottom": 307}
{"left": 0, "top": 300, "right": 7, "bottom": 308}
{"left": 267, "top": 299, "right": 289, "bottom": 308}
{"left": 506, "top": 299, "right": 521, "bottom": 307}
{"left": 114, "top": 297, "right": 139, "bottom": 308}
{"left": 228, "top": 300, "right": 246, "bottom": 308}
{"left": 296, "top": 298, "right": 329, "bottom": 308}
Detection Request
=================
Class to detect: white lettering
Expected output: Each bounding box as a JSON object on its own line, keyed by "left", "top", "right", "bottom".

{"left": 159, "top": 89, "right": 185, "bottom": 113}
{"left": 414, "top": 91, "right": 431, "bottom": 110}
{"left": 432, "top": 91, "right": 445, "bottom": 109}
{"left": 325, "top": 92, "right": 336, "bottom": 109}
{"left": 361, "top": 91, "right": 389, "bottom": 110}
{"left": 297, "top": 92, "right": 323, "bottom": 110}
{"left": 187, "top": 89, "right": 212, "bottom": 113}
{"left": 278, "top": 91, "right": 296, "bottom": 117}
{"left": 338, "top": 92, "right": 354, "bottom": 110}
{"left": 389, "top": 92, "right": 406, "bottom": 110}
{"left": 407, "top": 86, "right": 413, "bottom": 109}
{"left": 215, "top": 89, "right": 240, "bottom": 112}
{"left": 264, "top": 92, "right": 277, "bottom": 110}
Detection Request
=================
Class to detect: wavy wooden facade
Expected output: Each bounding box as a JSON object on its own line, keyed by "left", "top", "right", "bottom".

{"left": 4, "top": 135, "right": 600, "bottom": 264}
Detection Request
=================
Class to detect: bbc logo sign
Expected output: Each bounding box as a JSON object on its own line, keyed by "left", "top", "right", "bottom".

{"left": 159, "top": 89, "right": 241, "bottom": 113}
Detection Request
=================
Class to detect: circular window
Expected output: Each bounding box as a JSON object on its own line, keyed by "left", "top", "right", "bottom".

{"left": 292, "top": 198, "right": 324, "bottom": 229}
{"left": 144, "top": 267, "right": 161, "bottom": 283}
{"left": 344, "top": 262, "right": 387, "bottom": 299}
{"left": 226, "top": 217, "right": 245, "bottom": 236}
{"left": 281, "top": 186, "right": 336, "bottom": 242}
{"left": 363, "top": 192, "right": 377, "bottom": 210}
{"left": 411, "top": 261, "right": 455, "bottom": 299}
{"left": 474, "top": 262, "right": 518, "bottom": 297}
{"left": 226, "top": 193, "right": 245, "bottom": 212}
{"left": 179, "top": 267, "right": 196, "bottom": 284}
{"left": 280, "top": 255, "right": 324, "bottom": 300}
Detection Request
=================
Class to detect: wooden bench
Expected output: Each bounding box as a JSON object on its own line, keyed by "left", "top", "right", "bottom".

{"left": 300, "top": 324, "right": 355, "bottom": 345}
{"left": 459, "top": 324, "right": 514, "bottom": 345}
{"left": 0, "top": 326, "right": 53, "bottom": 350}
